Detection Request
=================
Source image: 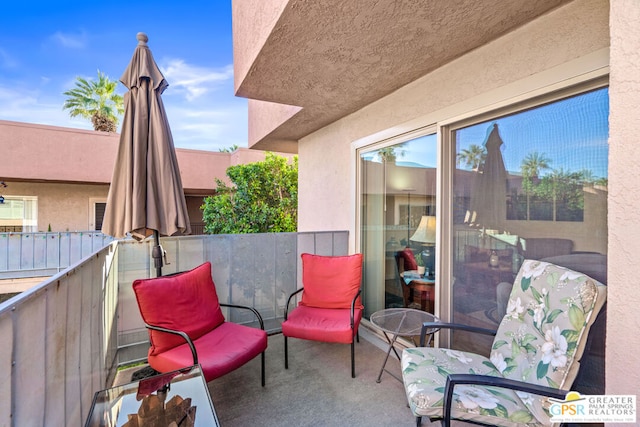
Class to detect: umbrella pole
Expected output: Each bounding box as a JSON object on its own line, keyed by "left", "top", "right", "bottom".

{"left": 152, "top": 230, "right": 163, "bottom": 277}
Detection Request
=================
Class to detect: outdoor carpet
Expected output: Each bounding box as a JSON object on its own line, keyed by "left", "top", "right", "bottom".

{"left": 207, "top": 330, "right": 423, "bottom": 426}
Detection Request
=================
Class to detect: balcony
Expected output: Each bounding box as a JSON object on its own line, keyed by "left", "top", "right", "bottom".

{"left": 2, "top": 231, "right": 424, "bottom": 425}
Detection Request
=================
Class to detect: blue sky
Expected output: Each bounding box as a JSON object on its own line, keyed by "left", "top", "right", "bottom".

{"left": 0, "top": 1, "right": 246, "bottom": 152}
{"left": 455, "top": 88, "right": 609, "bottom": 179}
{"left": 373, "top": 87, "right": 609, "bottom": 180}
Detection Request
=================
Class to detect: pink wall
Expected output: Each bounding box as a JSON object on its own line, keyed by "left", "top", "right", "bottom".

{"left": 0, "top": 120, "right": 292, "bottom": 194}
{"left": 2, "top": 120, "right": 117, "bottom": 183}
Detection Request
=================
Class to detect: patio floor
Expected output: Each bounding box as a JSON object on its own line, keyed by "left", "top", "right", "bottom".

{"left": 114, "top": 327, "right": 464, "bottom": 426}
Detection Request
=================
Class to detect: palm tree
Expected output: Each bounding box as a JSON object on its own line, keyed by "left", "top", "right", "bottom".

{"left": 521, "top": 151, "right": 552, "bottom": 219}
{"left": 377, "top": 144, "right": 406, "bottom": 163}
{"left": 63, "top": 70, "right": 124, "bottom": 132}
{"left": 457, "top": 144, "right": 486, "bottom": 171}
{"left": 219, "top": 144, "right": 240, "bottom": 153}
{"left": 521, "top": 151, "right": 551, "bottom": 179}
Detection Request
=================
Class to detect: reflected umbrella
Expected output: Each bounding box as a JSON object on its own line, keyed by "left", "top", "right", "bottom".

{"left": 465, "top": 123, "right": 508, "bottom": 232}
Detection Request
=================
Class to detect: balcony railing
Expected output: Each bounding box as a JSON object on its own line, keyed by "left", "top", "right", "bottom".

{"left": 0, "top": 231, "right": 115, "bottom": 279}
{"left": 0, "top": 230, "right": 348, "bottom": 426}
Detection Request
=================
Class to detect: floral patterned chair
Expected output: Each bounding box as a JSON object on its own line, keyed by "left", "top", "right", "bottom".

{"left": 401, "top": 259, "right": 607, "bottom": 426}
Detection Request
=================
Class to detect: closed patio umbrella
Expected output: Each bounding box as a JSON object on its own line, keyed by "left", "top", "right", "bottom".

{"left": 466, "top": 123, "right": 508, "bottom": 231}
{"left": 102, "top": 32, "right": 191, "bottom": 276}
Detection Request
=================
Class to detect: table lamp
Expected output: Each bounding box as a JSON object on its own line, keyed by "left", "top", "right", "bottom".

{"left": 410, "top": 215, "right": 436, "bottom": 278}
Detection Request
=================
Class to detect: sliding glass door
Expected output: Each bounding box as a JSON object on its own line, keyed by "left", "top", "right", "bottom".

{"left": 451, "top": 87, "right": 608, "bottom": 351}
{"left": 359, "top": 133, "right": 437, "bottom": 317}
{"left": 358, "top": 84, "right": 609, "bottom": 350}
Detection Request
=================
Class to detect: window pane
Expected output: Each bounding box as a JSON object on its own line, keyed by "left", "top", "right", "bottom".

{"left": 0, "top": 199, "right": 24, "bottom": 220}
{"left": 95, "top": 202, "right": 107, "bottom": 231}
{"left": 0, "top": 197, "right": 38, "bottom": 232}
{"left": 452, "top": 87, "right": 608, "bottom": 352}
{"left": 360, "top": 134, "right": 437, "bottom": 316}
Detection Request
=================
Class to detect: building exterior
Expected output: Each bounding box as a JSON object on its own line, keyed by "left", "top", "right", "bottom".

{"left": 232, "top": 0, "right": 638, "bottom": 399}
{"left": 0, "top": 119, "right": 292, "bottom": 234}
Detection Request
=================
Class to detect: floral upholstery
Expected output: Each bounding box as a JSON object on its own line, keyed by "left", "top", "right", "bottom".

{"left": 402, "top": 260, "right": 607, "bottom": 426}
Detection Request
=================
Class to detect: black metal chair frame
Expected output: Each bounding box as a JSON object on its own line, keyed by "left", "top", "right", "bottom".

{"left": 283, "top": 287, "right": 361, "bottom": 378}
{"left": 144, "top": 303, "right": 266, "bottom": 387}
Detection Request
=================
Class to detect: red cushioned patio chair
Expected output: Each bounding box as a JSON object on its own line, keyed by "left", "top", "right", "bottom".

{"left": 133, "top": 262, "right": 268, "bottom": 386}
{"left": 281, "top": 253, "right": 364, "bottom": 378}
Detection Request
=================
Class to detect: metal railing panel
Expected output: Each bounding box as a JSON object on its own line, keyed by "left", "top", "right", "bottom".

{"left": 0, "top": 307, "right": 12, "bottom": 421}
{"left": 0, "top": 243, "right": 119, "bottom": 427}
{"left": 116, "top": 231, "right": 349, "bottom": 360}
{"left": 44, "top": 272, "right": 71, "bottom": 427}
{"left": 0, "top": 232, "right": 115, "bottom": 278}
{"left": 12, "top": 286, "right": 47, "bottom": 425}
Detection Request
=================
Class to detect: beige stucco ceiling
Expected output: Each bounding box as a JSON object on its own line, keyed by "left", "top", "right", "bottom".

{"left": 234, "top": 0, "right": 572, "bottom": 151}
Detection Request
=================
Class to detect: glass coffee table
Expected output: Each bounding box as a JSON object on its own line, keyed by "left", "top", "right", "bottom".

{"left": 370, "top": 308, "right": 439, "bottom": 382}
{"left": 85, "top": 364, "right": 219, "bottom": 427}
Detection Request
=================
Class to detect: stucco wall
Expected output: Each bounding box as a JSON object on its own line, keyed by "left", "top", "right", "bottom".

{"left": 0, "top": 120, "right": 230, "bottom": 191}
{"left": 298, "top": 0, "right": 637, "bottom": 395}
{"left": 0, "top": 120, "right": 295, "bottom": 232}
{"left": 2, "top": 181, "right": 109, "bottom": 232}
{"left": 607, "top": 0, "right": 640, "bottom": 399}
{"left": 232, "top": 0, "right": 289, "bottom": 95}
{"left": 298, "top": 0, "right": 609, "bottom": 247}
{"left": 0, "top": 180, "right": 207, "bottom": 234}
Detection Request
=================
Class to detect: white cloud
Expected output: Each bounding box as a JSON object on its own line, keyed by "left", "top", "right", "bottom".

{"left": 160, "top": 59, "right": 233, "bottom": 101}
{"left": 164, "top": 100, "right": 248, "bottom": 151}
{"left": 50, "top": 31, "right": 87, "bottom": 49}
{"left": 0, "top": 84, "right": 91, "bottom": 129}
{"left": 150, "top": 58, "right": 246, "bottom": 150}
{"left": 0, "top": 56, "right": 248, "bottom": 152}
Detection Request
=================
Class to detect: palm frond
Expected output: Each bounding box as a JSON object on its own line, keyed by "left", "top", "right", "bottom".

{"left": 62, "top": 70, "right": 124, "bottom": 130}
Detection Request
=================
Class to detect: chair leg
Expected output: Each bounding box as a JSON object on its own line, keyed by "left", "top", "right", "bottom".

{"left": 416, "top": 416, "right": 422, "bottom": 426}
{"left": 351, "top": 340, "right": 355, "bottom": 378}
{"left": 284, "top": 335, "right": 289, "bottom": 369}
{"left": 261, "top": 351, "right": 265, "bottom": 387}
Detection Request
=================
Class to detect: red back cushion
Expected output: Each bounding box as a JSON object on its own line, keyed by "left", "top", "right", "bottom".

{"left": 299, "top": 253, "right": 364, "bottom": 309}
{"left": 399, "top": 248, "right": 418, "bottom": 271}
{"left": 133, "top": 262, "right": 225, "bottom": 356}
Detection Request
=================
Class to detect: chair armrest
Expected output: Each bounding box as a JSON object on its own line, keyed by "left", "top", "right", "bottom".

{"left": 284, "top": 288, "right": 304, "bottom": 320}
{"left": 419, "top": 322, "right": 497, "bottom": 347}
{"left": 350, "top": 289, "right": 362, "bottom": 328}
{"left": 220, "top": 303, "right": 265, "bottom": 330}
{"left": 144, "top": 323, "right": 198, "bottom": 366}
{"left": 442, "top": 373, "right": 568, "bottom": 426}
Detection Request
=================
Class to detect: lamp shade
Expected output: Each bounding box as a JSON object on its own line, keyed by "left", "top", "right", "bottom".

{"left": 410, "top": 215, "right": 436, "bottom": 244}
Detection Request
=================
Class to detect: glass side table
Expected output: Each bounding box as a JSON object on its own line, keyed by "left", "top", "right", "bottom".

{"left": 85, "top": 364, "right": 219, "bottom": 427}
{"left": 370, "top": 308, "right": 439, "bottom": 383}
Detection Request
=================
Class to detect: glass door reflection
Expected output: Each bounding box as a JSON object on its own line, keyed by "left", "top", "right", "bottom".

{"left": 360, "top": 133, "right": 437, "bottom": 316}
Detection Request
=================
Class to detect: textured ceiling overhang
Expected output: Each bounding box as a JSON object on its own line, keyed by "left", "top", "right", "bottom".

{"left": 233, "top": 0, "right": 571, "bottom": 152}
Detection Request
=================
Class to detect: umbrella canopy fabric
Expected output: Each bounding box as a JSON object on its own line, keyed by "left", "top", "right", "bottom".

{"left": 465, "top": 123, "right": 508, "bottom": 231}
{"left": 102, "top": 33, "right": 191, "bottom": 242}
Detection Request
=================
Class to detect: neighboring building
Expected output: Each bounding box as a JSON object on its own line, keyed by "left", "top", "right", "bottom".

{"left": 0, "top": 119, "right": 292, "bottom": 234}
{"left": 231, "top": 0, "right": 637, "bottom": 397}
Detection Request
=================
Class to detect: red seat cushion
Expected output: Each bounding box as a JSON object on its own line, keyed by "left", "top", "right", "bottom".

{"left": 148, "top": 322, "right": 267, "bottom": 382}
{"left": 133, "top": 262, "right": 225, "bottom": 356}
{"left": 282, "top": 306, "right": 363, "bottom": 344}
{"left": 399, "top": 247, "right": 418, "bottom": 271}
{"left": 299, "top": 253, "right": 363, "bottom": 309}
